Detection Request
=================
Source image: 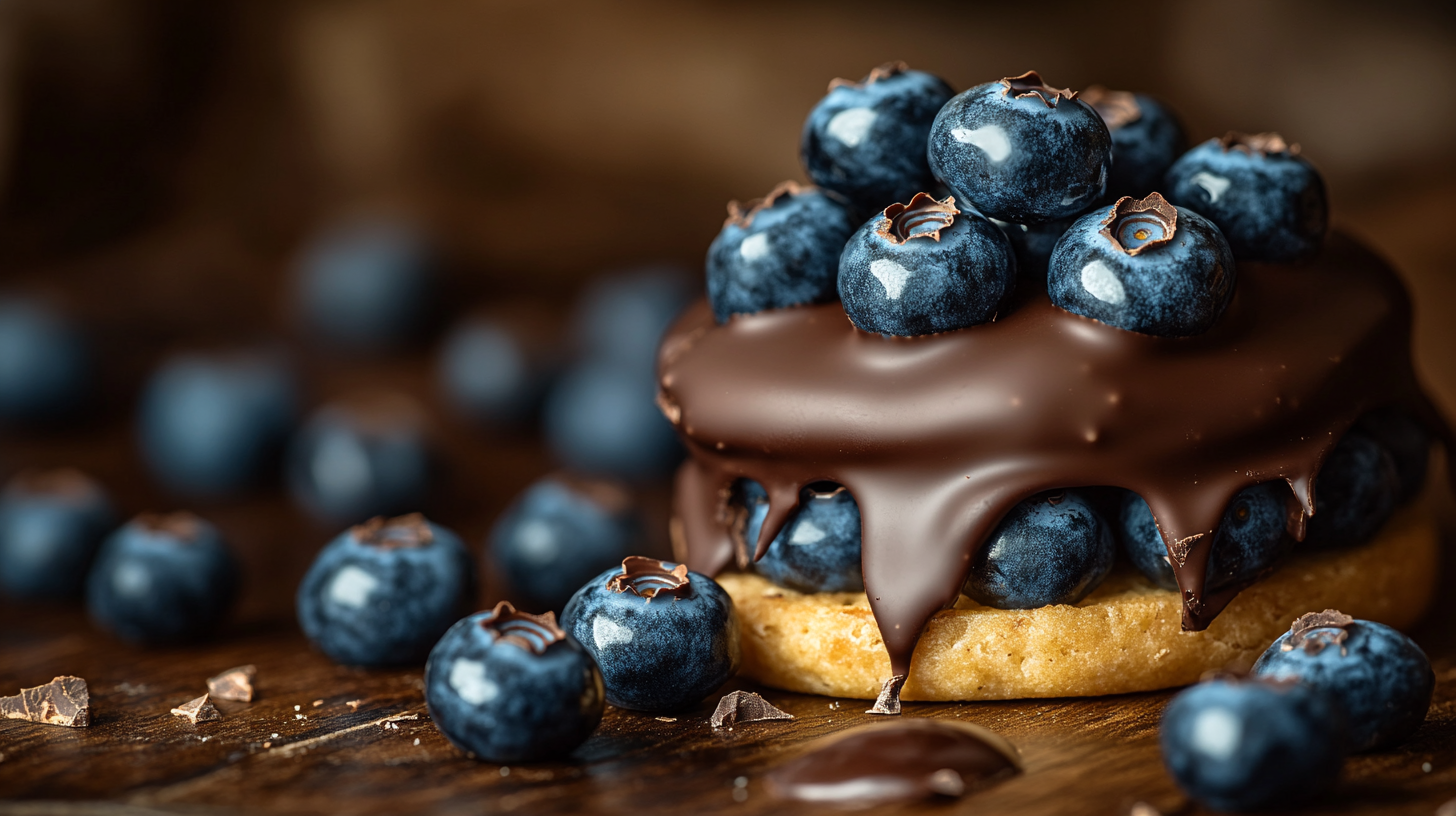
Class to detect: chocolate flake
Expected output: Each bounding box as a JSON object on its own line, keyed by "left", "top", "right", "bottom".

{"left": 867, "top": 675, "right": 906, "bottom": 716}
{"left": 1218, "top": 131, "right": 1300, "bottom": 156}
{"left": 480, "top": 601, "right": 566, "bottom": 654}
{"left": 725, "top": 181, "right": 806, "bottom": 230}
{"left": 1283, "top": 609, "right": 1355, "bottom": 655}
{"left": 1000, "top": 70, "right": 1078, "bottom": 108}
{"left": 171, "top": 694, "right": 222, "bottom": 724}
{"left": 1098, "top": 193, "right": 1179, "bottom": 256}
{"left": 1, "top": 676, "right": 90, "bottom": 727}
{"left": 352, "top": 513, "right": 433, "bottom": 549}
{"left": 710, "top": 691, "right": 794, "bottom": 728}
{"left": 206, "top": 664, "right": 257, "bottom": 702}
{"left": 607, "top": 556, "right": 692, "bottom": 599}
{"left": 1081, "top": 85, "right": 1142, "bottom": 130}
{"left": 877, "top": 194, "right": 960, "bottom": 245}
{"left": 828, "top": 60, "right": 908, "bottom": 92}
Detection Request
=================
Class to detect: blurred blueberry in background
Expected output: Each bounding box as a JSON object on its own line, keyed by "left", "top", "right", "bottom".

{"left": 0, "top": 469, "right": 114, "bottom": 600}
{"left": 0, "top": 297, "right": 90, "bottom": 423}
{"left": 570, "top": 266, "right": 693, "bottom": 373}
{"left": 438, "top": 313, "right": 558, "bottom": 427}
{"left": 286, "top": 393, "right": 432, "bottom": 524}
{"left": 293, "top": 216, "right": 436, "bottom": 352}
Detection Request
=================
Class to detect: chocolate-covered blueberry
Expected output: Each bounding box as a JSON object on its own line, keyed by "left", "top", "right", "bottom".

{"left": 543, "top": 360, "right": 681, "bottom": 480}
{"left": 285, "top": 394, "right": 431, "bottom": 524}
{"left": 736, "top": 479, "right": 863, "bottom": 594}
{"left": 138, "top": 352, "right": 297, "bottom": 497}
{"left": 425, "top": 602, "right": 604, "bottom": 762}
{"left": 1165, "top": 133, "right": 1327, "bottom": 263}
{"left": 0, "top": 297, "right": 89, "bottom": 423}
{"left": 85, "top": 512, "right": 237, "bottom": 645}
{"left": 801, "top": 62, "right": 955, "bottom": 216}
{"left": 1081, "top": 87, "right": 1187, "bottom": 201}
{"left": 1302, "top": 429, "right": 1399, "bottom": 550}
{"left": 1121, "top": 482, "right": 1292, "bottom": 592}
{"left": 561, "top": 556, "right": 739, "bottom": 712}
{"left": 928, "top": 71, "right": 1111, "bottom": 224}
{"left": 706, "top": 182, "right": 857, "bottom": 322}
{"left": 489, "top": 475, "right": 638, "bottom": 612}
{"left": 1253, "top": 610, "right": 1433, "bottom": 751}
{"left": 1161, "top": 675, "right": 1347, "bottom": 812}
{"left": 1048, "top": 192, "right": 1236, "bottom": 337}
{"left": 0, "top": 470, "right": 114, "bottom": 600}
{"left": 297, "top": 513, "right": 474, "bottom": 666}
{"left": 963, "top": 491, "right": 1113, "bottom": 609}
{"left": 838, "top": 193, "right": 1015, "bottom": 336}
{"left": 292, "top": 216, "right": 435, "bottom": 352}
{"left": 1354, "top": 407, "right": 1430, "bottom": 503}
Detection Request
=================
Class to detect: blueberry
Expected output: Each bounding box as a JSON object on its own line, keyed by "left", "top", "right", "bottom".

{"left": 543, "top": 360, "right": 681, "bottom": 480}
{"left": 285, "top": 394, "right": 432, "bottom": 524}
{"left": 736, "top": 479, "right": 863, "bottom": 593}
{"left": 293, "top": 216, "right": 435, "bottom": 351}
{"left": 1354, "top": 407, "right": 1430, "bottom": 503}
{"left": 571, "top": 266, "right": 693, "bottom": 374}
{"left": 85, "top": 512, "right": 238, "bottom": 645}
{"left": 561, "top": 557, "right": 739, "bottom": 712}
{"left": 1161, "top": 675, "right": 1347, "bottom": 811}
{"left": 705, "top": 182, "right": 857, "bottom": 322}
{"left": 1302, "top": 430, "right": 1399, "bottom": 550}
{"left": 800, "top": 62, "right": 955, "bottom": 216}
{"left": 438, "top": 316, "right": 556, "bottom": 427}
{"left": 0, "top": 297, "right": 89, "bottom": 422}
{"left": 990, "top": 214, "right": 1078, "bottom": 280}
{"left": 1048, "top": 192, "right": 1236, "bottom": 337}
{"left": 963, "top": 491, "right": 1114, "bottom": 609}
{"left": 1081, "top": 87, "right": 1187, "bottom": 201}
{"left": 0, "top": 470, "right": 114, "bottom": 600}
{"left": 489, "top": 475, "right": 638, "bottom": 612}
{"left": 838, "top": 193, "right": 1016, "bottom": 336}
{"left": 138, "top": 352, "right": 297, "bottom": 497}
{"left": 1121, "top": 482, "right": 1292, "bottom": 592}
{"left": 1253, "top": 611, "right": 1433, "bottom": 751}
{"left": 298, "top": 513, "right": 474, "bottom": 666}
{"left": 1164, "top": 133, "right": 1327, "bottom": 263}
{"left": 425, "top": 602, "right": 604, "bottom": 762}
{"left": 928, "top": 71, "right": 1111, "bottom": 224}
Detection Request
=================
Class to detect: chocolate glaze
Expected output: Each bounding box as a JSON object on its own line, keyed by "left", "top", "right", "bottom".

{"left": 607, "top": 555, "right": 692, "bottom": 599}
{"left": 480, "top": 601, "right": 565, "bottom": 655}
{"left": 763, "top": 719, "right": 1020, "bottom": 805}
{"left": 658, "top": 231, "right": 1449, "bottom": 689}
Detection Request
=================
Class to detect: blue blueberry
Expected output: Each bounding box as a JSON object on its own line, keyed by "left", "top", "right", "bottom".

{"left": 285, "top": 394, "right": 432, "bottom": 524}
{"left": 0, "top": 297, "right": 89, "bottom": 422}
{"left": 543, "top": 360, "right": 681, "bottom": 480}
{"left": 963, "top": 491, "right": 1114, "bottom": 609}
{"left": 1081, "top": 87, "right": 1187, "bottom": 201}
{"left": 1253, "top": 612, "right": 1433, "bottom": 751}
{"left": 736, "top": 479, "right": 863, "bottom": 593}
{"left": 1302, "top": 430, "right": 1399, "bottom": 550}
{"left": 138, "top": 352, "right": 297, "bottom": 497}
{"left": 425, "top": 602, "right": 604, "bottom": 762}
{"left": 561, "top": 557, "right": 739, "bottom": 712}
{"left": 928, "top": 71, "right": 1111, "bottom": 224}
{"left": 990, "top": 214, "right": 1079, "bottom": 280}
{"left": 571, "top": 267, "right": 694, "bottom": 375}
{"left": 298, "top": 513, "right": 474, "bottom": 666}
{"left": 1164, "top": 133, "right": 1327, "bottom": 262}
{"left": 838, "top": 193, "right": 1016, "bottom": 336}
{"left": 1355, "top": 407, "right": 1430, "bottom": 503}
{"left": 438, "top": 316, "right": 556, "bottom": 426}
{"left": 1161, "top": 675, "right": 1347, "bottom": 811}
{"left": 85, "top": 512, "right": 238, "bottom": 645}
{"left": 1121, "top": 482, "right": 1292, "bottom": 592}
{"left": 0, "top": 470, "right": 114, "bottom": 600}
{"left": 800, "top": 62, "right": 955, "bottom": 216}
{"left": 706, "top": 182, "right": 857, "bottom": 322}
{"left": 1048, "top": 193, "right": 1236, "bottom": 337}
{"left": 293, "top": 216, "right": 435, "bottom": 351}
{"left": 489, "top": 475, "right": 638, "bottom": 612}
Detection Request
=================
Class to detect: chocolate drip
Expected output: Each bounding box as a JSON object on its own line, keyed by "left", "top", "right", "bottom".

{"left": 659, "top": 232, "right": 1449, "bottom": 687}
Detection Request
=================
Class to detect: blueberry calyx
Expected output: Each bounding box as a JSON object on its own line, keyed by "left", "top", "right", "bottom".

{"left": 1281, "top": 608, "right": 1355, "bottom": 656}
{"left": 827, "top": 60, "right": 909, "bottom": 92}
{"left": 724, "top": 180, "right": 807, "bottom": 230}
{"left": 999, "top": 70, "right": 1078, "bottom": 108}
{"left": 1099, "top": 192, "right": 1179, "bottom": 256}
{"left": 1080, "top": 86, "right": 1141, "bottom": 130}
{"left": 1218, "top": 131, "right": 1299, "bottom": 157}
{"left": 351, "top": 513, "right": 434, "bottom": 549}
{"left": 479, "top": 600, "right": 567, "bottom": 655}
{"left": 134, "top": 512, "right": 204, "bottom": 543}
{"left": 605, "top": 555, "right": 691, "bottom": 599}
{"left": 877, "top": 193, "right": 961, "bottom": 244}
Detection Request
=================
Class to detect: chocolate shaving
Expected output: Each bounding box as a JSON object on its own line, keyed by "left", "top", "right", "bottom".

{"left": 352, "top": 513, "right": 433, "bottom": 549}
{"left": 1081, "top": 86, "right": 1142, "bottom": 130}
{"left": 207, "top": 665, "right": 257, "bottom": 703}
{"left": 1282, "top": 609, "right": 1355, "bottom": 655}
{"left": 1000, "top": 70, "right": 1078, "bottom": 108}
{"left": 480, "top": 601, "right": 566, "bottom": 655}
{"left": 725, "top": 181, "right": 806, "bottom": 230}
{"left": 1, "top": 676, "right": 90, "bottom": 727}
{"left": 877, "top": 194, "right": 960, "bottom": 245}
{"left": 710, "top": 691, "right": 794, "bottom": 728}
{"left": 1098, "top": 193, "right": 1179, "bottom": 256}
{"left": 828, "top": 60, "right": 909, "bottom": 92}
{"left": 607, "top": 556, "right": 692, "bottom": 599}
{"left": 1218, "top": 131, "right": 1300, "bottom": 156}
{"left": 867, "top": 674, "right": 906, "bottom": 715}
{"left": 171, "top": 694, "right": 221, "bottom": 724}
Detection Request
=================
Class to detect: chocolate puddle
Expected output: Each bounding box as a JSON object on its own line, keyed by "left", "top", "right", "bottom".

{"left": 659, "top": 232, "right": 1450, "bottom": 694}
{"left": 762, "top": 719, "right": 1020, "bottom": 805}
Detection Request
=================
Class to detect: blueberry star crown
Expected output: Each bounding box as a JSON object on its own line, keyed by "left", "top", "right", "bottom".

{"left": 1219, "top": 131, "right": 1301, "bottom": 157}
{"left": 1080, "top": 85, "right": 1142, "bottom": 130}
{"left": 136, "top": 511, "right": 204, "bottom": 544}
{"left": 877, "top": 193, "right": 961, "bottom": 245}
{"left": 828, "top": 60, "right": 909, "bottom": 92}
{"left": 724, "top": 180, "right": 807, "bottom": 230}
{"left": 352, "top": 513, "right": 434, "bottom": 549}
{"left": 1000, "top": 71, "right": 1078, "bottom": 108}
{"left": 1098, "top": 192, "right": 1179, "bottom": 256}
{"left": 607, "top": 556, "right": 692, "bottom": 599}
{"left": 480, "top": 600, "right": 566, "bottom": 655}
{"left": 1281, "top": 608, "right": 1355, "bottom": 656}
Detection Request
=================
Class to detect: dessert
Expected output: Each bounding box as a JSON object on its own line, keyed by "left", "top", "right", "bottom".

{"left": 657, "top": 66, "right": 1450, "bottom": 710}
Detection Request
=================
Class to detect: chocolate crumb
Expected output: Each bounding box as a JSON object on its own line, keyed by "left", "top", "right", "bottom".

{"left": 655, "top": 717, "right": 678, "bottom": 723}
{"left": 867, "top": 675, "right": 906, "bottom": 716}
{"left": 346, "top": 700, "right": 363, "bottom": 711}
{"left": 1, "top": 676, "right": 90, "bottom": 727}
{"left": 171, "top": 694, "right": 221, "bottom": 724}
{"left": 1283, "top": 609, "right": 1356, "bottom": 655}
{"left": 710, "top": 691, "right": 794, "bottom": 728}
{"left": 206, "top": 665, "right": 257, "bottom": 702}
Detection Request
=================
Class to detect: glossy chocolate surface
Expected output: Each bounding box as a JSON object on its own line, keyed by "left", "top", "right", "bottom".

{"left": 659, "top": 231, "right": 1445, "bottom": 683}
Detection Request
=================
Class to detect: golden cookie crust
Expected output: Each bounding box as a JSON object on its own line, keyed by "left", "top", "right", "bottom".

{"left": 722, "top": 502, "right": 1440, "bottom": 702}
